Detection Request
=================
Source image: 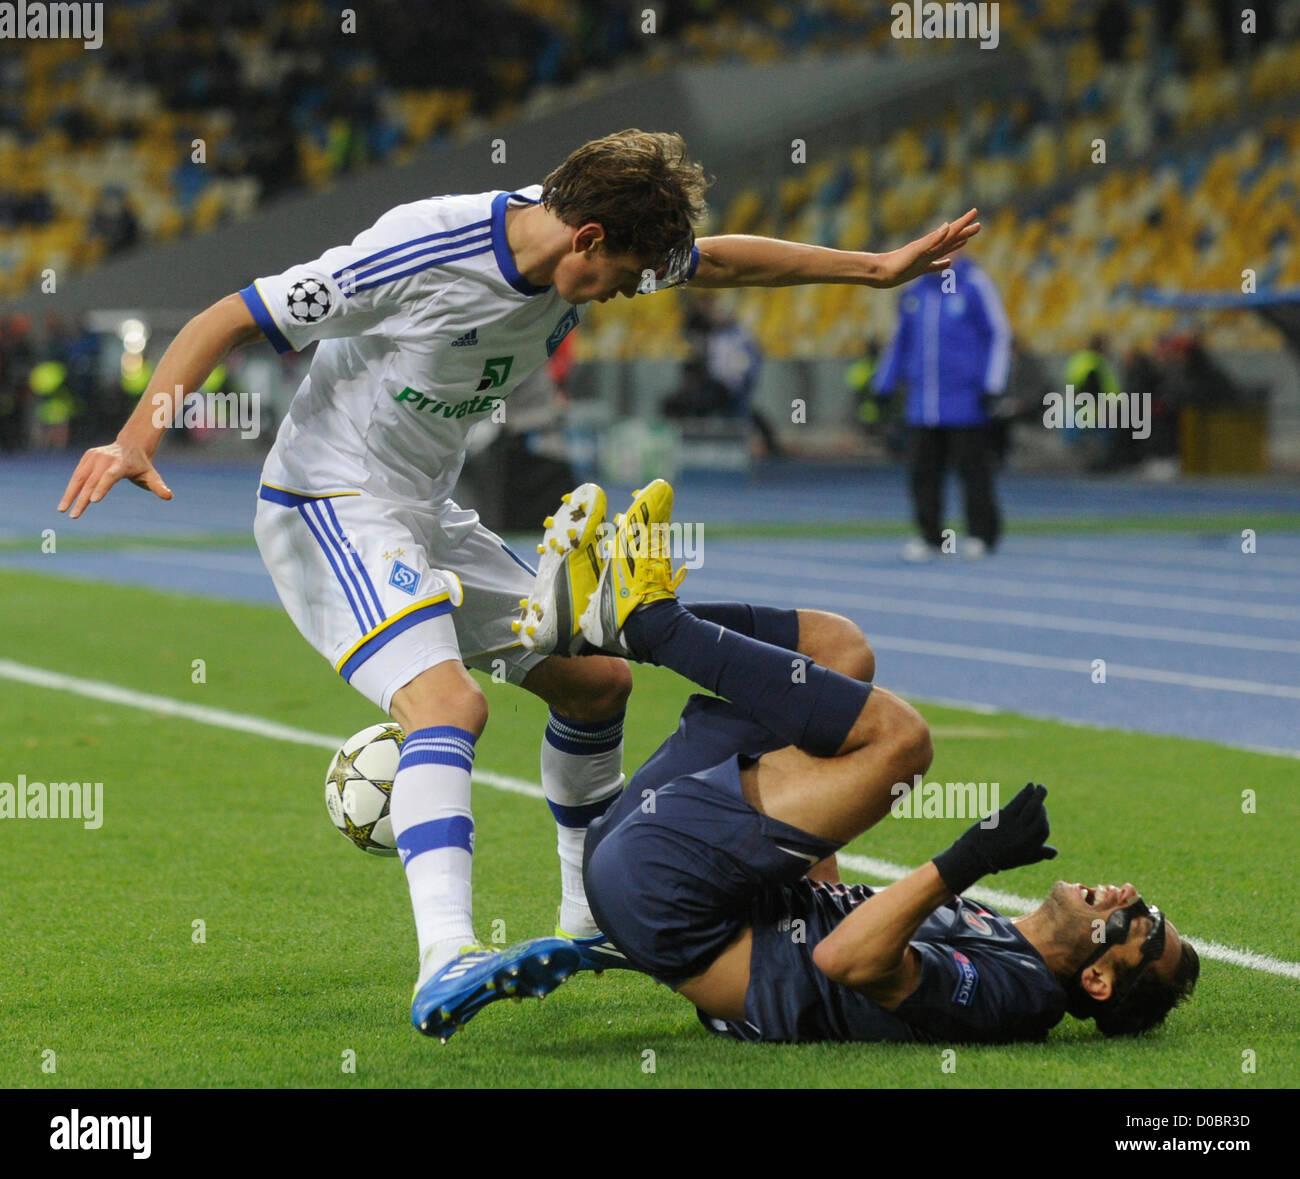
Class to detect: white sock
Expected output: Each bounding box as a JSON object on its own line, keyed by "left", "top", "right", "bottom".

{"left": 390, "top": 725, "right": 477, "bottom": 985}
{"left": 542, "top": 709, "right": 626, "bottom": 937}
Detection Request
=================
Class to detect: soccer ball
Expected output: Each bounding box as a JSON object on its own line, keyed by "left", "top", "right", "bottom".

{"left": 288, "top": 278, "right": 331, "bottom": 322}
{"left": 324, "top": 723, "right": 404, "bottom": 856}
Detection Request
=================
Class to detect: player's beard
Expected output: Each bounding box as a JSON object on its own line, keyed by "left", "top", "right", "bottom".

{"left": 1040, "top": 882, "right": 1099, "bottom": 975}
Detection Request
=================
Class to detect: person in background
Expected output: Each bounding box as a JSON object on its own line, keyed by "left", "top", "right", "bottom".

{"left": 701, "top": 299, "right": 780, "bottom": 458}
{"left": 665, "top": 299, "right": 780, "bottom": 457}
{"left": 1063, "top": 335, "right": 1122, "bottom": 473}
{"left": 873, "top": 254, "right": 1011, "bottom": 561}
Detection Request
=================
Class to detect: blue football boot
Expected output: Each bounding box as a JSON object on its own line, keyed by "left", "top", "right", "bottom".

{"left": 412, "top": 937, "right": 580, "bottom": 1042}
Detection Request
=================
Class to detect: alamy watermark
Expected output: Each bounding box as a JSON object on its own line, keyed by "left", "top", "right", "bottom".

{"left": 890, "top": 2, "right": 1000, "bottom": 49}
{"left": 891, "top": 775, "right": 1000, "bottom": 827}
{"left": 1043, "top": 386, "right": 1151, "bottom": 439}
{"left": 598, "top": 520, "right": 704, "bottom": 570}
{"left": 151, "top": 388, "right": 261, "bottom": 439}
{"left": 0, "top": 774, "right": 103, "bottom": 828}
{"left": 0, "top": 2, "right": 103, "bottom": 49}
{"left": 50, "top": 1110, "right": 150, "bottom": 1160}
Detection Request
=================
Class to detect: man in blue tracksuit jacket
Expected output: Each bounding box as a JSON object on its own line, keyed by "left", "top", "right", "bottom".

{"left": 873, "top": 255, "right": 1011, "bottom": 557}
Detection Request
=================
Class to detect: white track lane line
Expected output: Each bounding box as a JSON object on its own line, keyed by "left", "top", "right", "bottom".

{"left": 692, "top": 579, "right": 1300, "bottom": 656}
{"left": 748, "top": 541, "right": 1300, "bottom": 595}
{"left": 685, "top": 580, "right": 1300, "bottom": 698}
{"left": 1, "top": 657, "right": 1295, "bottom": 981}
{"left": 695, "top": 554, "right": 1300, "bottom": 622}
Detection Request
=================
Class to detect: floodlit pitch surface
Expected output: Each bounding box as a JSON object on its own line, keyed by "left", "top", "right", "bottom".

{"left": 1, "top": 568, "right": 1295, "bottom": 1089}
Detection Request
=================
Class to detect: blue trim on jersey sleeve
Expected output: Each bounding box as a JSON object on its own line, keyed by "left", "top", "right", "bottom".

{"left": 491, "top": 191, "right": 550, "bottom": 296}
{"left": 239, "top": 282, "right": 293, "bottom": 354}
{"left": 687, "top": 243, "right": 700, "bottom": 279}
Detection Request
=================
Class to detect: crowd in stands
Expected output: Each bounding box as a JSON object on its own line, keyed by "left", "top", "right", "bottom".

{"left": 2, "top": 0, "right": 1297, "bottom": 470}
{"left": 0, "top": 0, "right": 878, "bottom": 300}
{"left": 582, "top": 1, "right": 1300, "bottom": 361}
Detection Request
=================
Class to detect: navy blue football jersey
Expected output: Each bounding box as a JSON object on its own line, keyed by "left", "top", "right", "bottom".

{"left": 702, "top": 878, "right": 1067, "bottom": 1044}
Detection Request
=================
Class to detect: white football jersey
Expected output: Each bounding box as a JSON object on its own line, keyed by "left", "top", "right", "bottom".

{"left": 240, "top": 185, "right": 698, "bottom": 504}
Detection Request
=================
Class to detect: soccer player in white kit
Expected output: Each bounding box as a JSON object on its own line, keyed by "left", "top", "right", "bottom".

{"left": 59, "top": 130, "right": 979, "bottom": 1037}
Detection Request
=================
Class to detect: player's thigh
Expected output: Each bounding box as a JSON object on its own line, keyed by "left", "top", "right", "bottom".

{"left": 794, "top": 609, "right": 875, "bottom": 682}
{"left": 430, "top": 503, "right": 549, "bottom": 689}
{"left": 253, "top": 489, "right": 466, "bottom": 714}
{"left": 740, "top": 687, "right": 931, "bottom": 843}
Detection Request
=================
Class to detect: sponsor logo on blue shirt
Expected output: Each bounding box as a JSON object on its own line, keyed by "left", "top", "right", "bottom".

{"left": 951, "top": 949, "right": 979, "bottom": 1007}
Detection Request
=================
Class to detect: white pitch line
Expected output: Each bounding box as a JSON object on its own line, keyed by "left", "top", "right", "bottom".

{"left": 1, "top": 657, "right": 1296, "bottom": 982}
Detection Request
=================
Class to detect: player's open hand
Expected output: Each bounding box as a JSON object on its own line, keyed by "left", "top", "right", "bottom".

{"left": 58, "top": 441, "right": 173, "bottom": 520}
{"left": 870, "top": 208, "right": 981, "bottom": 289}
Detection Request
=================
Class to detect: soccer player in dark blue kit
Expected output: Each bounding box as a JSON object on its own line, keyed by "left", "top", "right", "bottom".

{"left": 439, "top": 479, "right": 1199, "bottom": 1042}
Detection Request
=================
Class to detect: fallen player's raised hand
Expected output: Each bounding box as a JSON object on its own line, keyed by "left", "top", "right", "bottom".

{"left": 58, "top": 441, "right": 173, "bottom": 520}
{"left": 932, "top": 782, "right": 1057, "bottom": 895}
{"left": 870, "top": 208, "right": 981, "bottom": 288}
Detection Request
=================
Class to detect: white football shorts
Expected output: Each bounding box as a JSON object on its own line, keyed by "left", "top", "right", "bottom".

{"left": 253, "top": 482, "right": 544, "bottom": 713}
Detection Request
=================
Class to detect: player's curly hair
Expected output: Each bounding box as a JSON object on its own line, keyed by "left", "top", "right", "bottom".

{"left": 541, "top": 129, "right": 709, "bottom": 269}
{"left": 1067, "top": 940, "right": 1200, "bottom": 1037}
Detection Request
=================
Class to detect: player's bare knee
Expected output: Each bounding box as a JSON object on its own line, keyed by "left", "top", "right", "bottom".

{"left": 591, "top": 657, "right": 634, "bottom": 715}
{"left": 544, "top": 655, "right": 632, "bottom": 721}
{"left": 858, "top": 690, "right": 931, "bottom": 775}
{"left": 390, "top": 663, "right": 488, "bottom": 736}
{"left": 892, "top": 706, "right": 933, "bottom": 779}
{"left": 851, "top": 636, "right": 876, "bottom": 683}
{"left": 798, "top": 610, "right": 874, "bottom": 681}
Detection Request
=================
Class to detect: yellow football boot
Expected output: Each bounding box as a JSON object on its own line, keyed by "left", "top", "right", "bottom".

{"left": 578, "top": 479, "right": 686, "bottom": 654}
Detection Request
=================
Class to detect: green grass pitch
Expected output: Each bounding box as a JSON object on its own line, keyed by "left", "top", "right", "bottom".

{"left": 1, "top": 567, "right": 1296, "bottom": 1089}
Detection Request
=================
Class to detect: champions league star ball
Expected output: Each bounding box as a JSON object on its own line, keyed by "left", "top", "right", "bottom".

{"left": 324, "top": 723, "right": 404, "bottom": 856}
{"left": 287, "top": 278, "right": 331, "bottom": 322}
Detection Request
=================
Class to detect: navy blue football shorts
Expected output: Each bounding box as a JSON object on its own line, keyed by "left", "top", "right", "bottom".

{"left": 584, "top": 744, "right": 841, "bottom": 987}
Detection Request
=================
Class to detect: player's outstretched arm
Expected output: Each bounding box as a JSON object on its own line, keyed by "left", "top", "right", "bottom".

{"left": 58, "top": 294, "right": 263, "bottom": 519}
{"left": 690, "top": 209, "right": 979, "bottom": 291}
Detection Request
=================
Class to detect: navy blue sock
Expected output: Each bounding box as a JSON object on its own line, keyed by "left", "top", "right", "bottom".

{"left": 683, "top": 601, "right": 800, "bottom": 650}
{"left": 623, "top": 601, "right": 870, "bottom": 756}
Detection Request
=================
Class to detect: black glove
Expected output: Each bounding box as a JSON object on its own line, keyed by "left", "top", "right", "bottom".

{"left": 932, "top": 782, "right": 1057, "bottom": 895}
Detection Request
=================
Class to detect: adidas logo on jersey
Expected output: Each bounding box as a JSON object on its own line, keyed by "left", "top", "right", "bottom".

{"left": 450, "top": 328, "right": 478, "bottom": 347}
